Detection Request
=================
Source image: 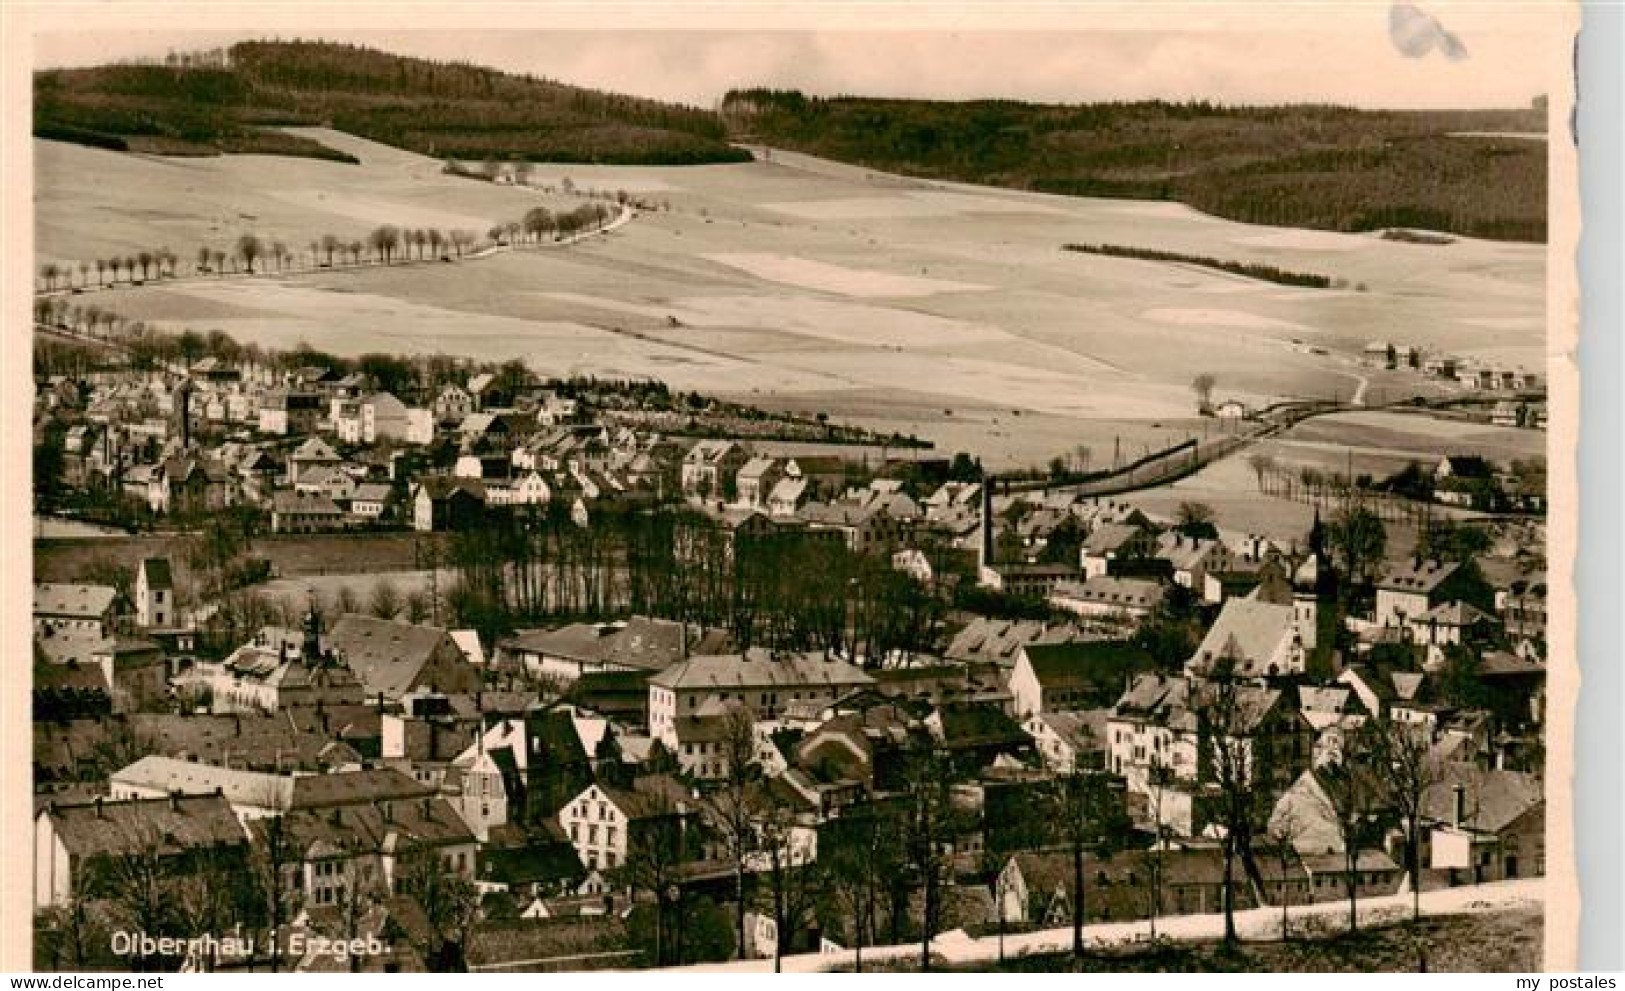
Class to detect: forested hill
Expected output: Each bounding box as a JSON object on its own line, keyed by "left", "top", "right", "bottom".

{"left": 720, "top": 90, "right": 1547, "bottom": 241}
{"left": 34, "top": 41, "right": 751, "bottom": 166}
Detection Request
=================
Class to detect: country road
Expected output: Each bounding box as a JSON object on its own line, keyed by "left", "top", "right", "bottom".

{"left": 659, "top": 877, "right": 1543, "bottom": 973}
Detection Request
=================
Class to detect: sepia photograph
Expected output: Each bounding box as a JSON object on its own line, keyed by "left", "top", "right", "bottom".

{"left": 8, "top": 1, "right": 1581, "bottom": 974}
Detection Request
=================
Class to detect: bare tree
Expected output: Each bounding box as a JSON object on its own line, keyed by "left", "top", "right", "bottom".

{"left": 401, "top": 849, "right": 480, "bottom": 972}
{"left": 1140, "top": 754, "right": 1175, "bottom": 940}
{"left": 236, "top": 234, "right": 263, "bottom": 274}
{"left": 1370, "top": 718, "right": 1442, "bottom": 925}
{"left": 1045, "top": 761, "right": 1134, "bottom": 958}
{"left": 695, "top": 703, "right": 763, "bottom": 959}
{"left": 1191, "top": 373, "right": 1217, "bottom": 414}
{"left": 368, "top": 578, "right": 403, "bottom": 620}
{"left": 1265, "top": 809, "right": 1305, "bottom": 941}
{"left": 752, "top": 791, "right": 820, "bottom": 972}
{"left": 1195, "top": 665, "right": 1275, "bottom": 947}
{"left": 335, "top": 583, "right": 360, "bottom": 616}
{"left": 1248, "top": 453, "right": 1277, "bottom": 494}
{"left": 1310, "top": 739, "right": 1386, "bottom": 934}
{"left": 822, "top": 807, "right": 895, "bottom": 972}
{"left": 613, "top": 793, "right": 691, "bottom": 966}
{"left": 896, "top": 744, "right": 961, "bottom": 972}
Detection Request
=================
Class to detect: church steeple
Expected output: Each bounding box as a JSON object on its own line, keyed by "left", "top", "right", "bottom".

{"left": 303, "top": 600, "right": 323, "bottom": 665}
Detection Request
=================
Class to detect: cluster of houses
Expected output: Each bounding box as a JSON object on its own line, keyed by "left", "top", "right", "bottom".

{"left": 1361, "top": 340, "right": 1544, "bottom": 408}
{"left": 29, "top": 349, "right": 1552, "bottom": 971}
{"left": 32, "top": 454, "right": 1548, "bottom": 969}
{"left": 39, "top": 361, "right": 978, "bottom": 546}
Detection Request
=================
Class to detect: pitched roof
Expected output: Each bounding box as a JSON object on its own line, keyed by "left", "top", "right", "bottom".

{"left": 112, "top": 754, "right": 294, "bottom": 810}
{"left": 137, "top": 558, "right": 173, "bottom": 590}
{"left": 1419, "top": 601, "right": 1495, "bottom": 626}
{"left": 290, "top": 437, "right": 342, "bottom": 462}
{"left": 40, "top": 794, "right": 247, "bottom": 858}
{"left": 289, "top": 767, "right": 435, "bottom": 810}
{"left": 34, "top": 583, "right": 118, "bottom": 619}
{"left": 946, "top": 618, "right": 1087, "bottom": 667}
{"left": 1032, "top": 709, "right": 1110, "bottom": 751}
{"left": 1187, "top": 598, "right": 1299, "bottom": 677}
{"left": 1083, "top": 523, "right": 1148, "bottom": 556}
{"left": 1020, "top": 640, "right": 1156, "bottom": 692}
{"left": 262, "top": 795, "right": 475, "bottom": 858}
{"left": 648, "top": 649, "right": 875, "bottom": 692}
{"left": 1377, "top": 559, "right": 1463, "bottom": 594}
{"left": 1051, "top": 576, "right": 1166, "bottom": 611}
{"left": 1423, "top": 763, "right": 1543, "bottom": 834}
{"left": 272, "top": 490, "right": 343, "bottom": 516}
{"left": 325, "top": 614, "right": 464, "bottom": 699}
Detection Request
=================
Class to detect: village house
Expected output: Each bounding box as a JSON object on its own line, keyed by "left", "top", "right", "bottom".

{"left": 294, "top": 464, "right": 358, "bottom": 502}
{"left": 1023, "top": 709, "right": 1111, "bottom": 773}
{"left": 1049, "top": 575, "right": 1166, "bottom": 621}
{"left": 34, "top": 583, "right": 121, "bottom": 640}
{"left": 1268, "top": 769, "right": 1406, "bottom": 903}
{"left": 359, "top": 391, "right": 411, "bottom": 443}
{"left": 412, "top": 476, "right": 489, "bottom": 532}
{"left": 680, "top": 439, "right": 749, "bottom": 501}
{"left": 767, "top": 476, "right": 811, "bottom": 517}
{"left": 259, "top": 390, "right": 324, "bottom": 436}
{"left": 271, "top": 490, "right": 347, "bottom": 534}
{"left": 1109, "top": 673, "right": 1312, "bottom": 836}
{"left": 325, "top": 614, "right": 484, "bottom": 702}
{"left": 944, "top": 617, "right": 1089, "bottom": 671}
{"left": 499, "top": 616, "right": 696, "bottom": 685}
{"left": 287, "top": 436, "right": 343, "bottom": 486}
{"left": 559, "top": 776, "right": 697, "bottom": 873}
{"left": 34, "top": 794, "right": 249, "bottom": 911}
{"left": 998, "top": 846, "right": 1291, "bottom": 928}
{"left": 1424, "top": 763, "right": 1545, "bottom": 883}
{"left": 734, "top": 456, "right": 782, "bottom": 509}
{"left": 1186, "top": 596, "right": 1313, "bottom": 679}
{"left": 1080, "top": 520, "right": 1159, "bottom": 580}
{"left": 1373, "top": 559, "right": 1495, "bottom": 629}
{"left": 1155, "top": 533, "right": 1235, "bottom": 591}
{"left": 347, "top": 482, "right": 397, "bottom": 524}
{"left": 647, "top": 650, "right": 875, "bottom": 775}
{"left": 1009, "top": 640, "right": 1156, "bottom": 718}
{"left": 194, "top": 623, "right": 368, "bottom": 713}
{"left": 432, "top": 383, "right": 475, "bottom": 424}
{"left": 132, "top": 557, "right": 175, "bottom": 630}
{"left": 150, "top": 455, "right": 234, "bottom": 515}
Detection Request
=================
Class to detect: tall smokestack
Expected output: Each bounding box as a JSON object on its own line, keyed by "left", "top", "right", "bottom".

{"left": 979, "top": 482, "right": 994, "bottom": 572}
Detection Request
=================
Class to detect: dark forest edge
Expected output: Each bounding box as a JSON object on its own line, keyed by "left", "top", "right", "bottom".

{"left": 1061, "top": 244, "right": 1335, "bottom": 289}
{"left": 721, "top": 89, "right": 1547, "bottom": 242}
{"left": 33, "top": 41, "right": 750, "bottom": 166}
{"left": 36, "top": 44, "right": 1545, "bottom": 242}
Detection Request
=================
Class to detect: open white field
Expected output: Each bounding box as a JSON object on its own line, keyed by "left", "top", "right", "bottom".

{"left": 38, "top": 133, "right": 1545, "bottom": 469}
{"left": 35, "top": 128, "right": 574, "bottom": 265}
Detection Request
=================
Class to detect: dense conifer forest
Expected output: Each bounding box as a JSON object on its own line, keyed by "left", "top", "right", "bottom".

{"left": 34, "top": 41, "right": 751, "bottom": 165}
{"left": 721, "top": 90, "right": 1547, "bottom": 241}
{"left": 34, "top": 42, "right": 1546, "bottom": 240}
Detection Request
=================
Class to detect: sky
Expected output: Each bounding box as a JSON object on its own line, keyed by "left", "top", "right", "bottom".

{"left": 30, "top": 5, "right": 1564, "bottom": 111}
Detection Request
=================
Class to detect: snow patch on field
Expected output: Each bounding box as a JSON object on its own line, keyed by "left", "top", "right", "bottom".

{"left": 1231, "top": 229, "right": 1375, "bottom": 252}
{"left": 264, "top": 188, "right": 493, "bottom": 234}
{"left": 1141, "top": 307, "right": 1312, "bottom": 332}
{"left": 703, "top": 252, "right": 988, "bottom": 297}
{"left": 1457, "top": 315, "right": 1541, "bottom": 331}
{"left": 760, "top": 197, "right": 957, "bottom": 221}
{"left": 762, "top": 191, "right": 1066, "bottom": 221}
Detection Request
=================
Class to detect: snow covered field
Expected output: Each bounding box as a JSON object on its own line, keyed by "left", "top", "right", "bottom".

{"left": 36, "top": 132, "right": 1545, "bottom": 468}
